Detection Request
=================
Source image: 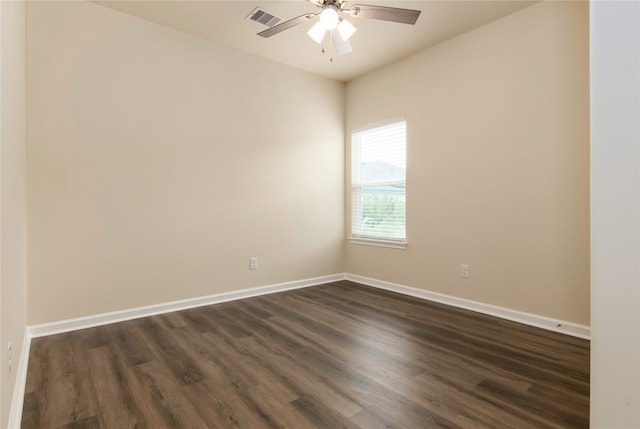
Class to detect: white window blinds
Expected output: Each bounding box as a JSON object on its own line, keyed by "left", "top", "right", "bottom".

{"left": 351, "top": 119, "right": 406, "bottom": 245}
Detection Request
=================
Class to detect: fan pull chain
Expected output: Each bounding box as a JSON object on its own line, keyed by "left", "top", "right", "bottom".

{"left": 319, "top": 32, "right": 333, "bottom": 63}
{"left": 329, "top": 30, "right": 334, "bottom": 62}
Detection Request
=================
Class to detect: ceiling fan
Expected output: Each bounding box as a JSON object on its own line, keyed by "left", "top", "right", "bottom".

{"left": 257, "top": 0, "right": 421, "bottom": 57}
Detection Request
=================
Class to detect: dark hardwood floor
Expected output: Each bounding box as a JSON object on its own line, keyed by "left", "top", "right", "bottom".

{"left": 21, "top": 281, "right": 590, "bottom": 428}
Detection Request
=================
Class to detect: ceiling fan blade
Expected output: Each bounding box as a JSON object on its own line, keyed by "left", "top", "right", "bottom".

{"left": 347, "top": 4, "right": 421, "bottom": 25}
{"left": 258, "top": 13, "right": 317, "bottom": 38}
{"left": 332, "top": 30, "right": 353, "bottom": 55}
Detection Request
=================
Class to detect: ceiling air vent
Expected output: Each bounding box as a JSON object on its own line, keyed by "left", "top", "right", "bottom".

{"left": 246, "top": 7, "right": 283, "bottom": 28}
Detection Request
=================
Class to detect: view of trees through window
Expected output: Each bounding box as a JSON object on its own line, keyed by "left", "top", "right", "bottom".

{"left": 360, "top": 186, "right": 406, "bottom": 238}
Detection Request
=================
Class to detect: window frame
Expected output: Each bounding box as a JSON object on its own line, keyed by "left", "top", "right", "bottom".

{"left": 349, "top": 118, "right": 407, "bottom": 249}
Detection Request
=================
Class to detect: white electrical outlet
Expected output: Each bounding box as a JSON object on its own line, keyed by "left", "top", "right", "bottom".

{"left": 249, "top": 257, "right": 258, "bottom": 270}
{"left": 460, "top": 264, "right": 470, "bottom": 279}
{"left": 7, "top": 343, "right": 12, "bottom": 374}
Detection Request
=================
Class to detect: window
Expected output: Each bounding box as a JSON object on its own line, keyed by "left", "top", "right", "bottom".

{"left": 350, "top": 119, "right": 406, "bottom": 248}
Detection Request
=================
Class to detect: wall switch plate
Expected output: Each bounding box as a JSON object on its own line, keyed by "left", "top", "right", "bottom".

{"left": 460, "top": 264, "right": 470, "bottom": 279}
{"left": 249, "top": 257, "right": 258, "bottom": 270}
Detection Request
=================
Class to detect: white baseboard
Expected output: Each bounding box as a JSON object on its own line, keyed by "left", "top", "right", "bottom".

{"left": 28, "top": 273, "right": 346, "bottom": 338}
{"left": 345, "top": 274, "right": 591, "bottom": 340}
{"left": 7, "top": 328, "right": 31, "bottom": 429}
{"left": 26, "top": 271, "right": 591, "bottom": 340}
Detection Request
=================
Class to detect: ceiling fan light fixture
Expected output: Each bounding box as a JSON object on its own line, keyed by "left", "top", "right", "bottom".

{"left": 337, "top": 19, "right": 356, "bottom": 42}
{"left": 307, "top": 21, "right": 325, "bottom": 44}
{"left": 319, "top": 6, "right": 339, "bottom": 30}
{"left": 257, "top": 1, "right": 421, "bottom": 62}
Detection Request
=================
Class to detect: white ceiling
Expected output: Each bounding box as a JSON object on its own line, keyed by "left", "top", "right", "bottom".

{"left": 94, "top": 0, "right": 537, "bottom": 82}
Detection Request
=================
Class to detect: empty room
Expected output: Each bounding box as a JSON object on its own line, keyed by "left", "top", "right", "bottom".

{"left": 1, "top": 0, "right": 638, "bottom": 428}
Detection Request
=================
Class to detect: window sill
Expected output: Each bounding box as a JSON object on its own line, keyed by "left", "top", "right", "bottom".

{"left": 348, "top": 236, "right": 407, "bottom": 250}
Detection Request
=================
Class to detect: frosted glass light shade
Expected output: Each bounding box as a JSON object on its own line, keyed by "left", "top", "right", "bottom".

{"left": 337, "top": 19, "right": 356, "bottom": 42}
{"left": 307, "top": 22, "right": 325, "bottom": 44}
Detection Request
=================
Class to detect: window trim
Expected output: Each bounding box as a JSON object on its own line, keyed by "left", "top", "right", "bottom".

{"left": 349, "top": 117, "right": 407, "bottom": 249}
{"left": 348, "top": 236, "right": 408, "bottom": 249}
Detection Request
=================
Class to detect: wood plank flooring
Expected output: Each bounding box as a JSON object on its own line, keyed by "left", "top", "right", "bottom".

{"left": 21, "top": 281, "right": 590, "bottom": 428}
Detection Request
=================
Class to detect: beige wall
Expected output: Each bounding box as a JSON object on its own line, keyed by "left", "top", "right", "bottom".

{"left": 0, "top": 0, "right": 28, "bottom": 426}
{"left": 345, "top": 1, "right": 590, "bottom": 325}
{"left": 27, "top": 1, "right": 345, "bottom": 325}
